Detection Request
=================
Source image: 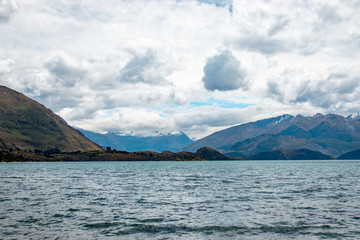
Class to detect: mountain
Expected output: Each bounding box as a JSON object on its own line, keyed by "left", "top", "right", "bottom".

{"left": 184, "top": 114, "right": 295, "bottom": 152}
{"left": 337, "top": 149, "right": 360, "bottom": 159}
{"left": 347, "top": 113, "right": 360, "bottom": 121}
{"left": 249, "top": 149, "right": 333, "bottom": 160}
{"left": 80, "top": 129, "right": 194, "bottom": 153}
{"left": 184, "top": 113, "right": 360, "bottom": 157}
{"left": 227, "top": 134, "right": 327, "bottom": 157}
{"left": 0, "top": 86, "right": 102, "bottom": 152}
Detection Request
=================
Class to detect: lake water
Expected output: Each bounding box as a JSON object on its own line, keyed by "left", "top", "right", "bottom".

{"left": 0, "top": 160, "right": 359, "bottom": 239}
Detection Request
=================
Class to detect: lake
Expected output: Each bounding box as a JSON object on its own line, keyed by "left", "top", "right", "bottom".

{"left": 1, "top": 160, "right": 359, "bottom": 239}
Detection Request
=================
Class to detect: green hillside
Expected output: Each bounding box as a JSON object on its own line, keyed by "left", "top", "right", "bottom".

{"left": 0, "top": 86, "right": 102, "bottom": 152}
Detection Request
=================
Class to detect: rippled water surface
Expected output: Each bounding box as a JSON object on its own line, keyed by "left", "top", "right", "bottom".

{"left": 1, "top": 160, "right": 360, "bottom": 239}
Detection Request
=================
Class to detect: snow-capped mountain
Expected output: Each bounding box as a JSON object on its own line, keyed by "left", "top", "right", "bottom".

{"left": 347, "top": 112, "right": 360, "bottom": 121}
{"left": 79, "top": 129, "right": 194, "bottom": 153}
{"left": 184, "top": 113, "right": 360, "bottom": 157}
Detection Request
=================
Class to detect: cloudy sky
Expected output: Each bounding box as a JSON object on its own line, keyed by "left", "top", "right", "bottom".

{"left": 1, "top": 0, "right": 360, "bottom": 139}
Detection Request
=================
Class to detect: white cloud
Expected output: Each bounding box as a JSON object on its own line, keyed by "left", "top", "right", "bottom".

{"left": 0, "top": 0, "right": 360, "bottom": 139}
{"left": 237, "top": 33, "right": 289, "bottom": 55}
{"left": 265, "top": 67, "right": 360, "bottom": 112}
{"left": 0, "top": 59, "right": 14, "bottom": 74}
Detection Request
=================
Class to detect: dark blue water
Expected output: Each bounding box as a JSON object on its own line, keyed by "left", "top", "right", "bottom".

{"left": 1, "top": 160, "right": 359, "bottom": 239}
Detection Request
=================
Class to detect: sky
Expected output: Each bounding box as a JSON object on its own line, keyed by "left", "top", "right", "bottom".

{"left": 1, "top": 0, "right": 360, "bottom": 139}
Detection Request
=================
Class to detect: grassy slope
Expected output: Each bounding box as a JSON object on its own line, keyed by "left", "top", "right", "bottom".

{"left": 0, "top": 86, "right": 102, "bottom": 151}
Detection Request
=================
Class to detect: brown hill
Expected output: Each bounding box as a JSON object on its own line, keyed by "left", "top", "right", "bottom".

{"left": 0, "top": 86, "right": 101, "bottom": 152}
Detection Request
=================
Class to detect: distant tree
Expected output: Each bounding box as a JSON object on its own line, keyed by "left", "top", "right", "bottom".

{"left": 17, "top": 154, "right": 25, "bottom": 162}
{"left": 106, "top": 146, "right": 112, "bottom": 152}
{"left": 44, "top": 148, "right": 61, "bottom": 157}
{"left": 34, "top": 149, "right": 42, "bottom": 154}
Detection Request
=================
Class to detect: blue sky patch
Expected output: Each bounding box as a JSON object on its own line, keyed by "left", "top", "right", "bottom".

{"left": 190, "top": 98, "right": 252, "bottom": 109}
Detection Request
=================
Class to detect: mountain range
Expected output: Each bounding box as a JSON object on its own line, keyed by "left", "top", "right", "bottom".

{"left": 79, "top": 129, "right": 194, "bottom": 153}
{"left": 184, "top": 113, "right": 360, "bottom": 158}
{"left": 1, "top": 85, "right": 360, "bottom": 160}
{"left": 0, "top": 86, "right": 101, "bottom": 152}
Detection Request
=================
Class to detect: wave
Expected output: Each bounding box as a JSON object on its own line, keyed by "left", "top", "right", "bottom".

{"left": 82, "top": 221, "right": 347, "bottom": 238}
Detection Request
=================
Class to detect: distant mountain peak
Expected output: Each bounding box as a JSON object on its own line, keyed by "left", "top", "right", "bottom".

{"left": 169, "top": 130, "right": 184, "bottom": 136}
{"left": 153, "top": 130, "right": 186, "bottom": 137}
{"left": 273, "top": 114, "right": 293, "bottom": 125}
{"left": 105, "top": 130, "right": 186, "bottom": 138}
{"left": 80, "top": 129, "right": 193, "bottom": 152}
{"left": 184, "top": 112, "right": 360, "bottom": 157}
{"left": 108, "top": 131, "right": 139, "bottom": 137}
{"left": 313, "top": 113, "right": 324, "bottom": 118}
{"left": 347, "top": 112, "right": 360, "bottom": 121}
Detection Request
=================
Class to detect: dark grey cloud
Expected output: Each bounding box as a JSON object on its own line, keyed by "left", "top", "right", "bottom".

{"left": 119, "top": 50, "right": 167, "bottom": 85}
{"left": 0, "top": 0, "right": 18, "bottom": 23}
{"left": 44, "top": 54, "right": 86, "bottom": 87}
{"left": 202, "top": 49, "right": 247, "bottom": 91}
